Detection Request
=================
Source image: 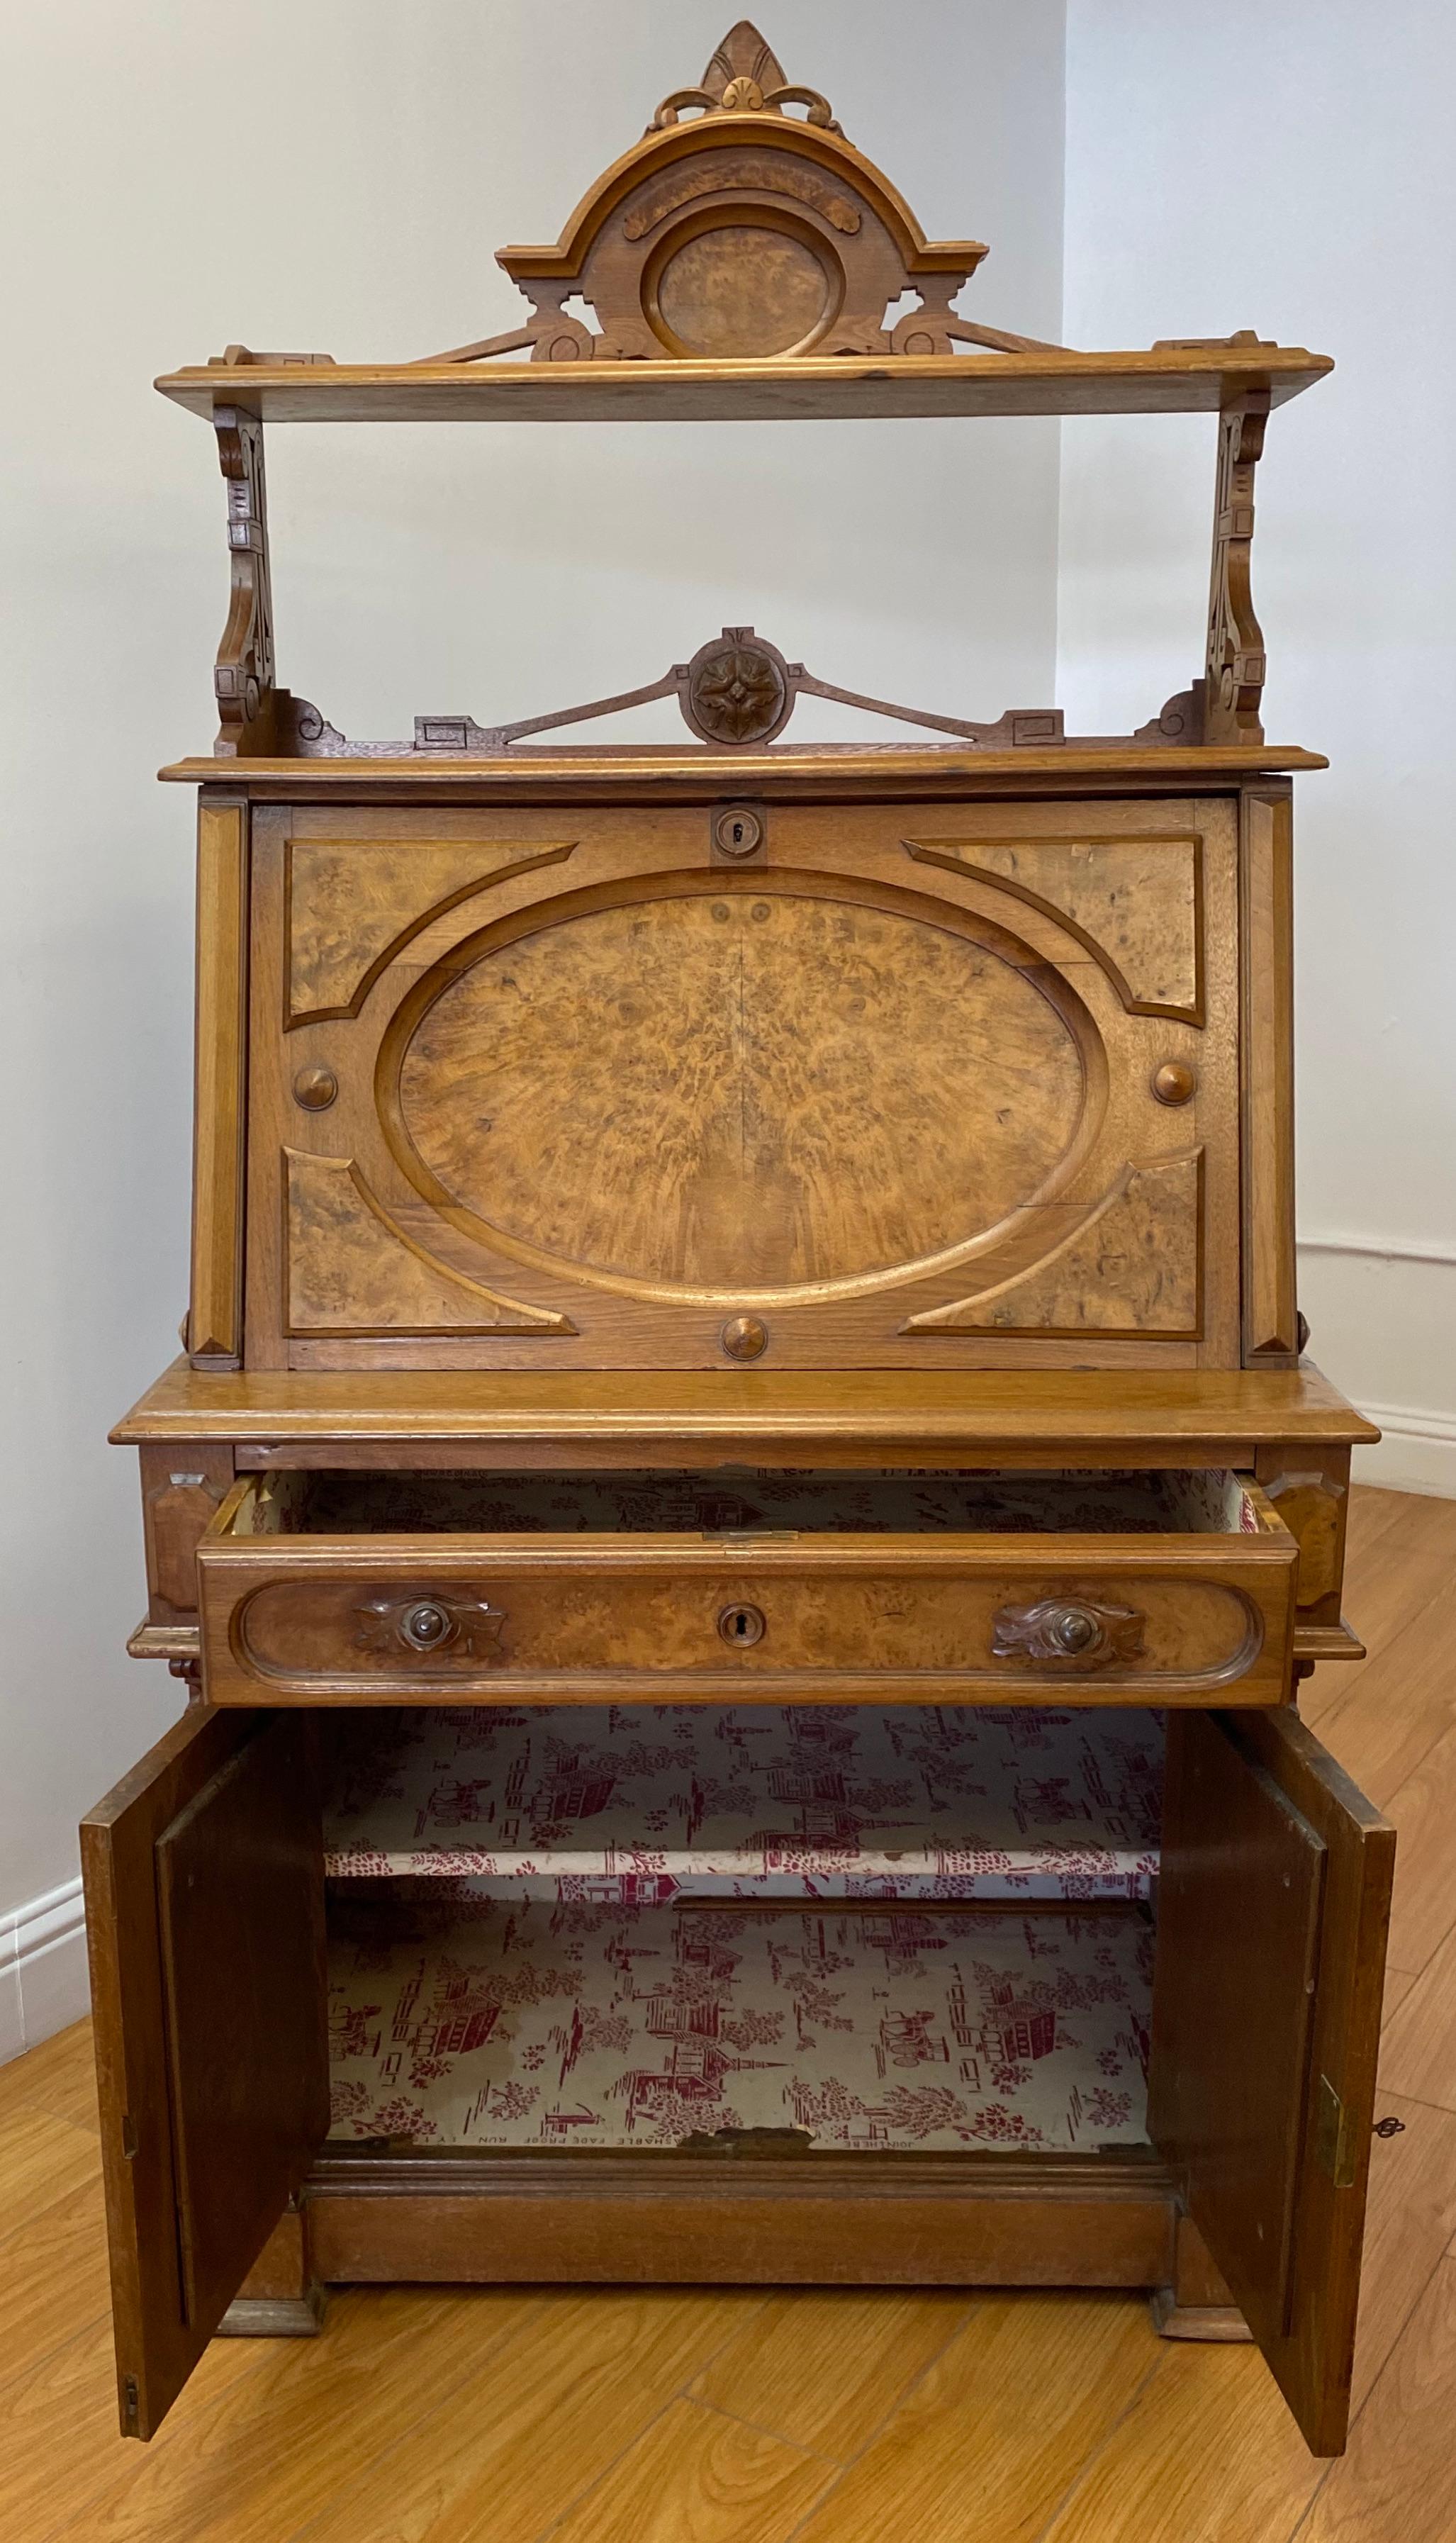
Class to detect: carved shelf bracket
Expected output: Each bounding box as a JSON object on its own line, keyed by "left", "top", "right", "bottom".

{"left": 213, "top": 405, "right": 289, "bottom": 755}
{"left": 1204, "top": 361, "right": 1270, "bottom": 745}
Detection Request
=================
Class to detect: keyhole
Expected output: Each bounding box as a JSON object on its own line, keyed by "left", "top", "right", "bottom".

{"left": 717, "top": 1602, "right": 766, "bottom": 1648}
{"left": 712, "top": 805, "right": 763, "bottom": 858}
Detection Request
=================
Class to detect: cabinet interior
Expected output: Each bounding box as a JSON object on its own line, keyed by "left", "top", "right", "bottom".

{"left": 321, "top": 1701, "right": 1166, "bottom": 2158}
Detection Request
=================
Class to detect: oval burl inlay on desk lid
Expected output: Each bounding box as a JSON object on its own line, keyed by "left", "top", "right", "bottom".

{"left": 384, "top": 881, "right": 1092, "bottom": 1304}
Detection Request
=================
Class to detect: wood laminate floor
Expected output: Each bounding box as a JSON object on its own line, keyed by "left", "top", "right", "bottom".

{"left": 4, "top": 1482, "right": 1456, "bottom": 2543}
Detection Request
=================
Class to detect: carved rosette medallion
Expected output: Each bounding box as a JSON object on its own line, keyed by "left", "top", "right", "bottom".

{"left": 681, "top": 630, "right": 793, "bottom": 744}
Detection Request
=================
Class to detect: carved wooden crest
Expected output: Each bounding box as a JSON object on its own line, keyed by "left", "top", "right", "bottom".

{"left": 423, "top": 21, "right": 1063, "bottom": 369}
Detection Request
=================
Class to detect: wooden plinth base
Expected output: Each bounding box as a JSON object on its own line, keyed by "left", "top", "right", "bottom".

{"left": 216, "top": 2291, "right": 327, "bottom": 2338}
{"left": 215, "top": 2156, "right": 1255, "bottom": 2347}
{"left": 1150, "top": 2288, "right": 1253, "bottom": 2342}
{"left": 303, "top": 2145, "right": 1181, "bottom": 2291}
{"left": 218, "top": 2207, "right": 327, "bottom": 2338}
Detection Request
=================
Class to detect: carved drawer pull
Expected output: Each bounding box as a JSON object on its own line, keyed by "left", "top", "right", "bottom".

{"left": 990, "top": 1596, "right": 1145, "bottom": 1669}
{"left": 354, "top": 1594, "right": 506, "bottom": 1661}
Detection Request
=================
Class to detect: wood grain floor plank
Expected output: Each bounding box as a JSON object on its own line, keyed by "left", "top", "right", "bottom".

{"left": 1299, "top": 2257, "right": 1456, "bottom": 2541}
{"left": 1379, "top": 1966, "right": 1419, "bottom": 2026}
{"left": 0, "top": 2103, "right": 99, "bottom": 2222}
{"left": 1303, "top": 1610, "right": 1456, "bottom": 1809}
{"left": 41, "top": 2286, "right": 538, "bottom": 2543}
{"left": 0, "top": 2174, "right": 112, "bottom": 2378}
{"left": 1378, "top": 1720, "right": 1456, "bottom": 1975}
{"left": 1346, "top": 2090, "right": 1456, "bottom": 2417}
{"left": 1301, "top": 1490, "right": 1456, "bottom": 1731}
{"left": 289, "top": 2289, "right": 767, "bottom": 2543}
{"left": 541, "top": 2396, "right": 838, "bottom": 2543}
{"left": 787, "top": 2294, "right": 1158, "bottom": 2543}
{"left": 1035, "top": 2342, "right": 1323, "bottom": 2543}
{"left": 1379, "top": 1925, "right": 1456, "bottom": 2113}
{"left": 0, "top": 2018, "right": 99, "bottom": 2137}
{"left": 688, "top": 2289, "right": 971, "bottom": 2464}
{"left": 0, "top": 2310, "right": 267, "bottom": 2543}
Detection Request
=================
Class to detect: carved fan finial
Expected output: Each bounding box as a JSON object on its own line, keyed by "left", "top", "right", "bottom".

{"left": 702, "top": 21, "right": 786, "bottom": 108}
{"left": 650, "top": 21, "right": 841, "bottom": 133}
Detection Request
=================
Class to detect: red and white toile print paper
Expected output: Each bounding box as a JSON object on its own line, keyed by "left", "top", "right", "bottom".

{"left": 324, "top": 1704, "right": 1163, "bottom": 1903}
{"left": 327, "top": 1899, "right": 1154, "bottom": 2154}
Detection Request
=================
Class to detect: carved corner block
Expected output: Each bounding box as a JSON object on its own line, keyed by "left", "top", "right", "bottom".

{"left": 1255, "top": 1449, "right": 1350, "bottom": 1619}
{"left": 140, "top": 1444, "right": 235, "bottom": 1623}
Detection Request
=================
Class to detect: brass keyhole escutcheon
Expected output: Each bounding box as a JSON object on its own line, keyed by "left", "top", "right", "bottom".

{"left": 718, "top": 1602, "right": 766, "bottom": 1648}
{"left": 1151, "top": 1059, "right": 1197, "bottom": 1106}
{"left": 712, "top": 805, "right": 763, "bottom": 859}
{"left": 293, "top": 1064, "right": 338, "bottom": 1111}
{"left": 721, "top": 1314, "right": 768, "bottom": 1360}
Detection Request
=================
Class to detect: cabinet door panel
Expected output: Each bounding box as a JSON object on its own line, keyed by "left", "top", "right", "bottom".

{"left": 82, "top": 1709, "right": 327, "bottom": 2437}
{"left": 1149, "top": 1709, "right": 1394, "bottom": 2454}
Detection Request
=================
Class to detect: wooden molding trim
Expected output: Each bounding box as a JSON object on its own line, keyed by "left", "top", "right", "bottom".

{"left": 1241, "top": 788, "right": 1298, "bottom": 1362}
{"left": 188, "top": 798, "right": 249, "bottom": 1366}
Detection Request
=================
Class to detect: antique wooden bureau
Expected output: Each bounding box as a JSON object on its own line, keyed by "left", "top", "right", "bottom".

{"left": 84, "top": 23, "right": 1391, "bottom": 2459}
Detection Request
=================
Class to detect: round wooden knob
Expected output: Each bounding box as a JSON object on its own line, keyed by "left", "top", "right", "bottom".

{"left": 293, "top": 1065, "right": 338, "bottom": 1111}
{"left": 1151, "top": 1060, "right": 1197, "bottom": 1107}
{"left": 720, "top": 1314, "right": 768, "bottom": 1360}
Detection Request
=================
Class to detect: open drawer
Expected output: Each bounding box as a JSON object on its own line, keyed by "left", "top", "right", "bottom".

{"left": 195, "top": 1467, "right": 1299, "bottom": 1706}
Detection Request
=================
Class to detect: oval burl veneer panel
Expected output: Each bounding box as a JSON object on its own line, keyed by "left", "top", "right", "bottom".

{"left": 388, "top": 880, "right": 1094, "bottom": 1305}
{"left": 647, "top": 215, "right": 839, "bottom": 357}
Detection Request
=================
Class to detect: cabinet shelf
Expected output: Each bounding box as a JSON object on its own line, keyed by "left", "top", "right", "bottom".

{"left": 156, "top": 345, "right": 1331, "bottom": 427}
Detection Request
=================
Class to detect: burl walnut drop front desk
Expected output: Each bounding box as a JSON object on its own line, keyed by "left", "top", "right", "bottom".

{"left": 85, "top": 23, "right": 1390, "bottom": 2459}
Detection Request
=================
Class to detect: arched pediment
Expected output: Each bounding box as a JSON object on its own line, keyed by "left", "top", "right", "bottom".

{"left": 425, "top": 23, "right": 1058, "bottom": 369}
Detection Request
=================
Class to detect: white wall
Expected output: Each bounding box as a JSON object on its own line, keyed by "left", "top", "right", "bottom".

{"left": 1059, "top": 0, "right": 1456, "bottom": 1493}
{"left": 0, "top": 2, "right": 1068, "bottom": 2051}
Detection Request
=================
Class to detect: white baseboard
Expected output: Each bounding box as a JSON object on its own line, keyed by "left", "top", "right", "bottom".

{"left": 1297, "top": 1239, "right": 1456, "bottom": 1502}
{"left": 1353, "top": 1404, "right": 1456, "bottom": 1499}
{"left": 0, "top": 1876, "right": 89, "bottom": 2065}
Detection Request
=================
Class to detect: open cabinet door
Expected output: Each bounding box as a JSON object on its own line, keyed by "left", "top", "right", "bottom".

{"left": 82, "top": 1708, "right": 328, "bottom": 2438}
{"left": 1148, "top": 1708, "right": 1394, "bottom": 2455}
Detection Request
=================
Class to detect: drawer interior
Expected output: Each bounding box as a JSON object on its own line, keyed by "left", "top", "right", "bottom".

{"left": 267, "top": 1466, "right": 1268, "bottom": 1538}
{"left": 323, "top": 1702, "right": 1165, "bottom": 2157}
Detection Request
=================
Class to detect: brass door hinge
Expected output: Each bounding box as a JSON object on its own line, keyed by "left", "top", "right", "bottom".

{"left": 1315, "top": 2074, "right": 1357, "bottom": 2187}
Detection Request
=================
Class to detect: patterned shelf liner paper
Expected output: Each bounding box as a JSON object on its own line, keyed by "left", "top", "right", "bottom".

{"left": 324, "top": 1704, "right": 1165, "bottom": 1904}
{"left": 327, "top": 1896, "right": 1155, "bottom": 2155}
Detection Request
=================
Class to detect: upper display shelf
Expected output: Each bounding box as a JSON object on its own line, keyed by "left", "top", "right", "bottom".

{"left": 169, "top": 21, "right": 1331, "bottom": 761}
{"left": 157, "top": 20, "right": 1329, "bottom": 425}
{"left": 156, "top": 346, "right": 1329, "bottom": 427}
